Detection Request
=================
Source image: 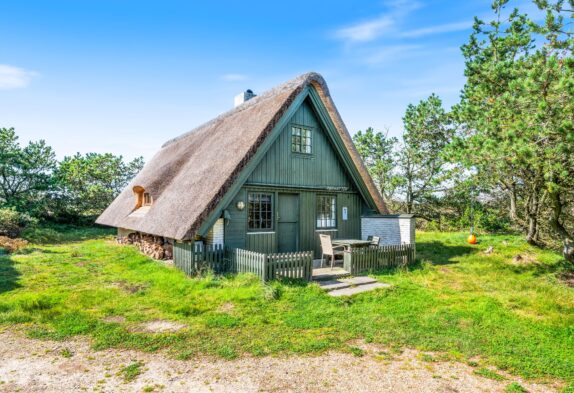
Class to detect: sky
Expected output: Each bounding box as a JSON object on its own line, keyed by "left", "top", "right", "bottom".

{"left": 0, "top": 0, "right": 540, "bottom": 161}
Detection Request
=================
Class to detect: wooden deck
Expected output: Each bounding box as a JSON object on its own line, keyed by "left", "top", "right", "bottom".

{"left": 311, "top": 266, "right": 350, "bottom": 281}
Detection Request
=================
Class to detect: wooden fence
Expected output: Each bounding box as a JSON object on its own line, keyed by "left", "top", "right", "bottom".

{"left": 173, "top": 243, "right": 313, "bottom": 281}
{"left": 343, "top": 243, "right": 416, "bottom": 275}
{"left": 229, "top": 248, "right": 267, "bottom": 277}
{"left": 267, "top": 252, "right": 313, "bottom": 281}
{"left": 173, "top": 242, "right": 227, "bottom": 274}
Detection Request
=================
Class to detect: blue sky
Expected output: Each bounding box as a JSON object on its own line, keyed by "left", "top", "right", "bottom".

{"left": 0, "top": 0, "right": 538, "bottom": 160}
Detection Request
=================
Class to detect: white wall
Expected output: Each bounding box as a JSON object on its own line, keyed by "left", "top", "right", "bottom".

{"left": 205, "top": 218, "right": 225, "bottom": 246}
{"left": 361, "top": 215, "right": 415, "bottom": 245}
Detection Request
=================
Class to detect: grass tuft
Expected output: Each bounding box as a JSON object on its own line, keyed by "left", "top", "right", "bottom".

{"left": 119, "top": 361, "right": 144, "bottom": 382}
{"left": 505, "top": 382, "right": 528, "bottom": 392}
{"left": 348, "top": 346, "right": 365, "bottom": 357}
{"left": 263, "top": 283, "right": 282, "bottom": 301}
{"left": 474, "top": 367, "right": 506, "bottom": 381}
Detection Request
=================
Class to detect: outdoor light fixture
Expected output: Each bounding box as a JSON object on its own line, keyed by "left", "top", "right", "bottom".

{"left": 236, "top": 201, "right": 245, "bottom": 211}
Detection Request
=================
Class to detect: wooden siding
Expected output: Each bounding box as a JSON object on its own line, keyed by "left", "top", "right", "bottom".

{"left": 246, "top": 232, "right": 276, "bottom": 254}
{"left": 337, "top": 193, "right": 362, "bottom": 240}
{"left": 247, "top": 99, "right": 352, "bottom": 188}
{"left": 224, "top": 189, "right": 247, "bottom": 250}
{"left": 224, "top": 187, "right": 362, "bottom": 258}
{"left": 223, "top": 98, "right": 366, "bottom": 257}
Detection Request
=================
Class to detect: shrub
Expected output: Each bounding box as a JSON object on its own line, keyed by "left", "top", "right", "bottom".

{"left": 0, "top": 208, "right": 37, "bottom": 238}
{"left": 263, "top": 282, "right": 282, "bottom": 301}
{"left": 0, "top": 236, "right": 29, "bottom": 253}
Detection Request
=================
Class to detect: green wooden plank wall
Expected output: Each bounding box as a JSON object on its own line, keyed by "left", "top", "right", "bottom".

{"left": 247, "top": 99, "right": 352, "bottom": 188}
{"left": 222, "top": 97, "right": 366, "bottom": 257}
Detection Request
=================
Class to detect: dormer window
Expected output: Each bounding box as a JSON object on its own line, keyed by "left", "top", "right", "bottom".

{"left": 143, "top": 192, "right": 152, "bottom": 206}
{"left": 133, "top": 186, "right": 152, "bottom": 209}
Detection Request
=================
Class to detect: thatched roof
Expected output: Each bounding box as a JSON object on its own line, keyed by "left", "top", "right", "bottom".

{"left": 96, "top": 72, "right": 388, "bottom": 240}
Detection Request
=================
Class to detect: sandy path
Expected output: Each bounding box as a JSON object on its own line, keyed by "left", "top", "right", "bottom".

{"left": 0, "top": 330, "right": 558, "bottom": 393}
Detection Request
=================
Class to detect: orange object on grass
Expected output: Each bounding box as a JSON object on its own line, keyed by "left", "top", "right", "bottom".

{"left": 467, "top": 234, "right": 477, "bottom": 244}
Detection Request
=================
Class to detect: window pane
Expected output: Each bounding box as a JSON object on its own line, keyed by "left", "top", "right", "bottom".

{"left": 316, "top": 195, "right": 336, "bottom": 228}
{"left": 248, "top": 193, "right": 273, "bottom": 230}
{"left": 292, "top": 126, "right": 312, "bottom": 154}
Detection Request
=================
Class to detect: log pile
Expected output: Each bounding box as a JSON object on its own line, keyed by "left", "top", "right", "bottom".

{"left": 117, "top": 232, "right": 173, "bottom": 260}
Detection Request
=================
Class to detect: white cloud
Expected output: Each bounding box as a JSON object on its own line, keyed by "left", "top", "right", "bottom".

{"left": 335, "top": 15, "right": 396, "bottom": 43}
{"left": 333, "top": 0, "right": 422, "bottom": 44}
{"left": 0, "top": 64, "right": 38, "bottom": 89}
{"left": 400, "top": 21, "right": 471, "bottom": 38}
{"left": 221, "top": 73, "right": 248, "bottom": 82}
{"left": 361, "top": 44, "right": 423, "bottom": 65}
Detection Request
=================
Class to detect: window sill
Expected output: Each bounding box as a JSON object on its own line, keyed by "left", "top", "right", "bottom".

{"left": 291, "top": 152, "right": 314, "bottom": 159}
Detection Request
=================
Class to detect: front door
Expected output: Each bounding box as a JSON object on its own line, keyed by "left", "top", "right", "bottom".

{"left": 277, "top": 193, "right": 299, "bottom": 252}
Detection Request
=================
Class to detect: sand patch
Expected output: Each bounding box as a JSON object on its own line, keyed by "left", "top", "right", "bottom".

{"left": 510, "top": 254, "right": 538, "bottom": 265}
{"left": 0, "top": 329, "right": 561, "bottom": 393}
{"left": 218, "top": 302, "right": 235, "bottom": 313}
{"left": 112, "top": 280, "right": 149, "bottom": 294}
{"left": 131, "top": 320, "right": 187, "bottom": 333}
{"left": 102, "top": 316, "right": 126, "bottom": 324}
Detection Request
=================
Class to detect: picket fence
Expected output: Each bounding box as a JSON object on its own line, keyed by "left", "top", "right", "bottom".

{"left": 343, "top": 243, "right": 416, "bottom": 275}
{"left": 173, "top": 242, "right": 312, "bottom": 281}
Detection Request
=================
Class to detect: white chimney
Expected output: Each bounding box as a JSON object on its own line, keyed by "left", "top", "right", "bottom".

{"left": 234, "top": 89, "right": 256, "bottom": 107}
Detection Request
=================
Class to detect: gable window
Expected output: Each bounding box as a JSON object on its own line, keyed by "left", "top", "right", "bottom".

{"left": 291, "top": 126, "right": 312, "bottom": 154}
{"left": 248, "top": 193, "right": 273, "bottom": 230}
{"left": 316, "top": 195, "right": 336, "bottom": 229}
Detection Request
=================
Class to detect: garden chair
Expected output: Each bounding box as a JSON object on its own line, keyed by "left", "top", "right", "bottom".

{"left": 368, "top": 235, "right": 381, "bottom": 248}
{"left": 319, "top": 234, "right": 345, "bottom": 269}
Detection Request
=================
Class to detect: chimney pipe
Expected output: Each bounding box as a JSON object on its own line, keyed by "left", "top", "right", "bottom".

{"left": 234, "top": 89, "right": 256, "bottom": 107}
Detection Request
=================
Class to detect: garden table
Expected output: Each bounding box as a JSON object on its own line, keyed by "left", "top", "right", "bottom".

{"left": 331, "top": 239, "right": 372, "bottom": 251}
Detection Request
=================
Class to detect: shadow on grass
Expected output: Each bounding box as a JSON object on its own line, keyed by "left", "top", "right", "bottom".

{"left": 16, "top": 248, "right": 63, "bottom": 255}
{"left": 275, "top": 276, "right": 311, "bottom": 287}
{"left": 366, "top": 258, "right": 426, "bottom": 276}
{"left": 22, "top": 224, "right": 115, "bottom": 245}
{"left": 416, "top": 241, "right": 476, "bottom": 265}
{"left": 0, "top": 255, "right": 21, "bottom": 294}
{"left": 505, "top": 257, "right": 573, "bottom": 277}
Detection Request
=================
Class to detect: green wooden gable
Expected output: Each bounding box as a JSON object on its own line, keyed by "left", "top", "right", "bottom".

{"left": 247, "top": 99, "right": 353, "bottom": 189}
{"left": 197, "top": 85, "right": 379, "bottom": 256}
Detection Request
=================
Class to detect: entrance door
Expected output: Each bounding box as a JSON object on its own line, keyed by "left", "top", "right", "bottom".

{"left": 277, "top": 193, "right": 299, "bottom": 252}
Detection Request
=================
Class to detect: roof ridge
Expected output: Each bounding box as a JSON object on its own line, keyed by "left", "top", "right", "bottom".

{"left": 162, "top": 72, "right": 320, "bottom": 148}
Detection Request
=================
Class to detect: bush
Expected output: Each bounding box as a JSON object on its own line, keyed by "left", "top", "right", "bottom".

{"left": 0, "top": 208, "right": 37, "bottom": 238}
{"left": 0, "top": 236, "right": 29, "bottom": 253}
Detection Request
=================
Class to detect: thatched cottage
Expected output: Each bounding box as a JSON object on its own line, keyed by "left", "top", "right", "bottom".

{"left": 97, "top": 73, "right": 414, "bottom": 268}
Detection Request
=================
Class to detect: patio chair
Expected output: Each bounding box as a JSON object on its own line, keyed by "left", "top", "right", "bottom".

{"left": 367, "top": 235, "right": 381, "bottom": 248}
{"left": 319, "top": 234, "right": 345, "bottom": 269}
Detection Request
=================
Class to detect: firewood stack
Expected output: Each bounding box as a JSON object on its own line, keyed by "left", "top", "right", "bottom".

{"left": 117, "top": 232, "right": 173, "bottom": 260}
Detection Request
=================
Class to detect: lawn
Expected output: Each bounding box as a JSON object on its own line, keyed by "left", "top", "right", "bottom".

{"left": 0, "top": 227, "right": 573, "bottom": 385}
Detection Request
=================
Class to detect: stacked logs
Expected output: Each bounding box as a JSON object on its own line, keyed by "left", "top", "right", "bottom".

{"left": 117, "top": 232, "right": 173, "bottom": 260}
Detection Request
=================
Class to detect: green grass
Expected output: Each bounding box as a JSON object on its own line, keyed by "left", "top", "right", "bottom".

{"left": 505, "top": 382, "right": 528, "bottom": 393}
{"left": 1, "top": 227, "right": 573, "bottom": 384}
{"left": 474, "top": 367, "right": 506, "bottom": 381}
{"left": 119, "top": 361, "right": 144, "bottom": 382}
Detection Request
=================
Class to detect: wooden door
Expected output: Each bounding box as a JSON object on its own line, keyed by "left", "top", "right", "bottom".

{"left": 277, "top": 193, "right": 299, "bottom": 252}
